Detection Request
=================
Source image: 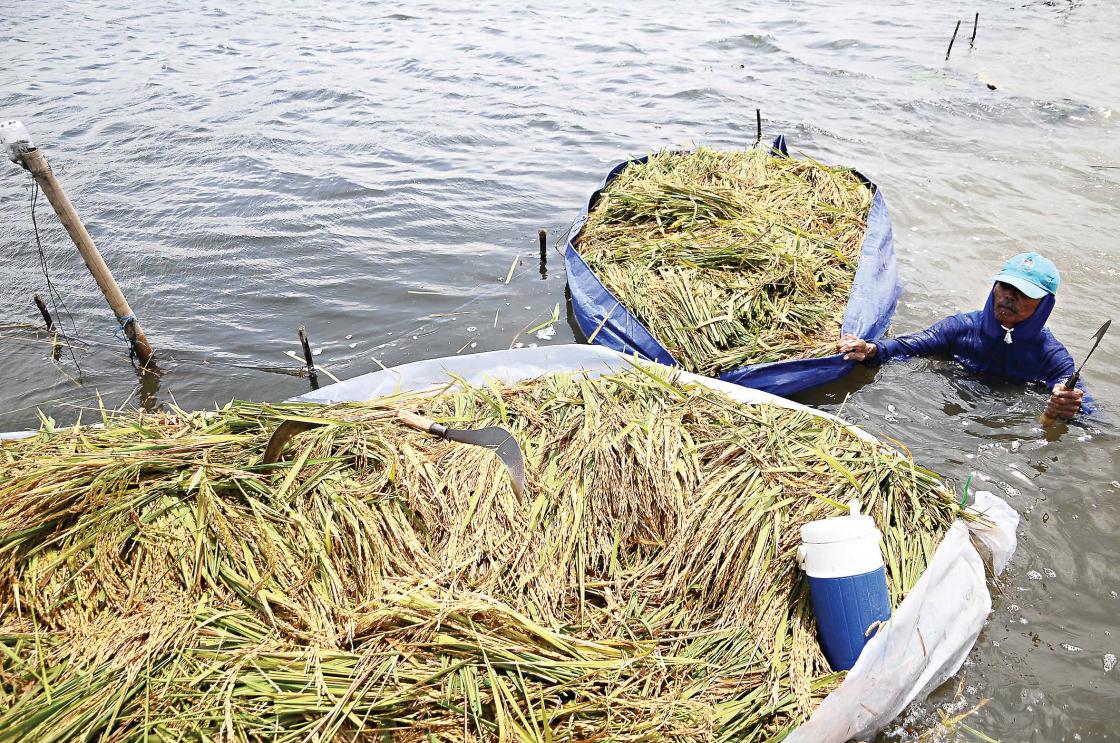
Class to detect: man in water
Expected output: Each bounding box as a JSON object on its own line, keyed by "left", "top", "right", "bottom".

{"left": 837, "top": 252, "right": 1086, "bottom": 420}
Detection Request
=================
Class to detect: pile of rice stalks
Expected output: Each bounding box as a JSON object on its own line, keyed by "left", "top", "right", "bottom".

{"left": 576, "top": 146, "right": 873, "bottom": 375}
{"left": 0, "top": 367, "right": 963, "bottom": 741}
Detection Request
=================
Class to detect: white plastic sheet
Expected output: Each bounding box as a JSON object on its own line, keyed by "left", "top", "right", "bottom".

{"left": 298, "top": 344, "right": 1018, "bottom": 741}
{"left": 788, "top": 490, "right": 1016, "bottom": 741}
{"left": 297, "top": 345, "right": 870, "bottom": 436}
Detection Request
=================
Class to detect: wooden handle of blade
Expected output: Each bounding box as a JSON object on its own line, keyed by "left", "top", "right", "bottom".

{"left": 397, "top": 409, "right": 436, "bottom": 433}
{"left": 1041, "top": 373, "right": 1079, "bottom": 426}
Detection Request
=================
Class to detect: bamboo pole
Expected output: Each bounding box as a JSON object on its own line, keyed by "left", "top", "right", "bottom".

{"left": 18, "top": 146, "right": 155, "bottom": 367}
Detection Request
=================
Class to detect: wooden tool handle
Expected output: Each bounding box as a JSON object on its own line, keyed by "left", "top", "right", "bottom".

{"left": 397, "top": 409, "right": 436, "bottom": 433}
{"left": 1040, "top": 374, "right": 1077, "bottom": 427}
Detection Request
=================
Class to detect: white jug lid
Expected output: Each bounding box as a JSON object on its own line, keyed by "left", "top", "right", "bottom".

{"left": 800, "top": 513, "right": 880, "bottom": 545}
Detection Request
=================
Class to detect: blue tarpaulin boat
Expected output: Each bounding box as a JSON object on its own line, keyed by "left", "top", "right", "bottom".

{"left": 564, "top": 136, "right": 901, "bottom": 396}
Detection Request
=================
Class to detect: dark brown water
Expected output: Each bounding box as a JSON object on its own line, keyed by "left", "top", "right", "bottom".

{"left": 2, "top": 1, "right": 1118, "bottom": 739}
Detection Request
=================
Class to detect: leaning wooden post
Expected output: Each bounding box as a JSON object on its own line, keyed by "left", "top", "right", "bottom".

{"left": 1, "top": 121, "right": 155, "bottom": 367}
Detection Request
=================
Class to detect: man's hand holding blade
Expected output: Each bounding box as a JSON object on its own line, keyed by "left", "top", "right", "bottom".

{"left": 1046, "top": 384, "right": 1084, "bottom": 420}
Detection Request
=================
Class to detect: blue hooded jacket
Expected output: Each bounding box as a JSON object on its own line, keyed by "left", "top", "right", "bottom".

{"left": 870, "top": 286, "right": 1090, "bottom": 407}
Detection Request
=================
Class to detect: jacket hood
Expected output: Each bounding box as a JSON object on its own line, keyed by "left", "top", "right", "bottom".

{"left": 981, "top": 284, "right": 1055, "bottom": 343}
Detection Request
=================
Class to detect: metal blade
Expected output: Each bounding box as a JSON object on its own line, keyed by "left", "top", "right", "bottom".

{"left": 1076, "top": 319, "right": 1111, "bottom": 372}
{"left": 263, "top": 416, "right": 528, "bottom": 495}
{"left": 263, "top": 420, "right": 326, "bottom": 464}
{"left": 444, "top": 426, "right": 527, "bottom": 496}
{"left": 1089, "top": 319, "right": 1111, "bottom": 345}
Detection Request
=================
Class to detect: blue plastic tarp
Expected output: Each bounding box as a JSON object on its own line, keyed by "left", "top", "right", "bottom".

{"left": 564, "top": 136, "right": 902, "bottom": 396}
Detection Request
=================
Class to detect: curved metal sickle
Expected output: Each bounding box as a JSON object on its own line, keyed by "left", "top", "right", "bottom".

{"left": 262, "top": 413, "right": 528, "bottom": 497}
{"left": 263, "top": 420, "right": 325, "bottom": 464}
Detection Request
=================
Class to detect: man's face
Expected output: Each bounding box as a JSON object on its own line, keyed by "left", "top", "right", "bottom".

{"left": 993, "top": 281, "right": 1043, "bottom": 327}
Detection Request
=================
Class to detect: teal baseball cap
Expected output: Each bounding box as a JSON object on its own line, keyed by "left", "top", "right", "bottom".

{"left": 992, "top": 252, "right": 1060, "bottom": 299}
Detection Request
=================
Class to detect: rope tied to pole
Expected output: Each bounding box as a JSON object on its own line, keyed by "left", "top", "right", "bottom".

{"left": 114, "top": 313, "right": 137, "bottom": 342}
{"left": 114, "top": 311, "right": 141, "bottom": 360}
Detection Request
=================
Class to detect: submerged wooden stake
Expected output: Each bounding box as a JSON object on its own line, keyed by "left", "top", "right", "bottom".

{"left": 15, "top": 144, "right": 155, "bottom": 368}
{"left": 755, "top": 108, "right": 762, "bottom": 144}
{"left": 945, "top": 20, "right": 962, "bottom": 61}
{"left": 970, "top": 13, "right": 979, "bottom": 48}
{"left": 32, "top": 293, "right": 54, "bottom": 334}
{"left": 298, "top": 325, "right": 319, "bottom": 391}
{"left": 33, "top": 293, "right": 60, "bottom": 361}
{"left": 538, "top": 228, "right": 548, "bottom": 278}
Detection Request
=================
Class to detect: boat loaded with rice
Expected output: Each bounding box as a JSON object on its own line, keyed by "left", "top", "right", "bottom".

{"left": 0, "top": 345, "right": 1016, "bottom": 742}
{"left": 565, "top": 136, "right": 901, "bottom": 396}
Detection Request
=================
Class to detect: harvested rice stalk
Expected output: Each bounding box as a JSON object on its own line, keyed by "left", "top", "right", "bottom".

{"left": 0, "top": 367, "right": 965, "bottom": 741}
{"left": 576, "top": 146, "right": 873, "bottom": 375}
